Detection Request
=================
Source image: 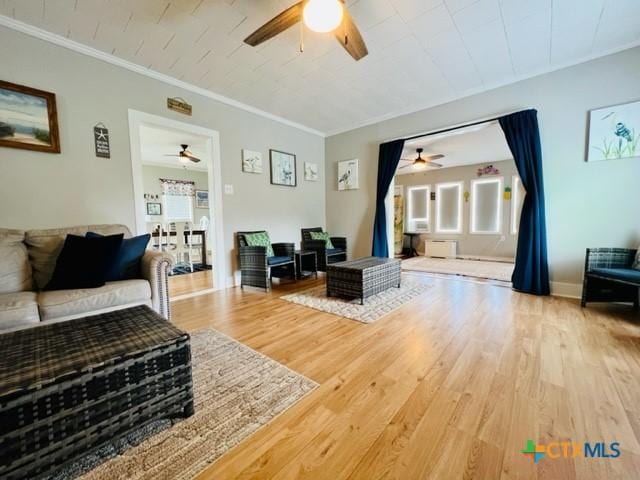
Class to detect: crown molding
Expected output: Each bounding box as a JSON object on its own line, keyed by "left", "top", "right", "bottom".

{"left": 325, "top": 40, "right": 640, "bottom": 137}
{"left": 3, "top": 14, "right": 639, "bottom": 140}
{"left": 0, "top": 15, "right": 326, "bottom": 138}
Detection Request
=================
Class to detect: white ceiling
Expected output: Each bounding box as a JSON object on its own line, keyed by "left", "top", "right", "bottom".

{"left": 396, "top": 120, "right": 512, "bottom": 175}
{"left": 2, "top": 0, "right": 639, "bottom": 135}
{"left": 139, "top": 124, "right": 209, "bottom": 171}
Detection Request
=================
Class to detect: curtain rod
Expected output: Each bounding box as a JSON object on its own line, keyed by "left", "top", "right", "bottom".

{"left": 384, "top": 108, "right": 533, "bottom": 144}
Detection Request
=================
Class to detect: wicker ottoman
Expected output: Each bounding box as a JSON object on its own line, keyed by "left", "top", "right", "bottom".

{"left": 326, "top": 257, "right": 401, "bottom": 305}
{"left": 0, "top": 305, "right": 193, "bottom": 480}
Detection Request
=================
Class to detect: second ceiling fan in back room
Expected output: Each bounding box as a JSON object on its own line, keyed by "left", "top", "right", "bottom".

{"left": 398, "top": 148, "right": 444, "bottom": 170}
{"left": 244, "top": 0, "right": 368, "bottom": 61}
{"left": 164, "top": 144, "right": 201, "bottom": 164}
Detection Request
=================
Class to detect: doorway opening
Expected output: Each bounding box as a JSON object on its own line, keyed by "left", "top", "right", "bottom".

{"left": 128, "top": 110, "right": 225, "bottom": 299}
{"left": 391, "top": 121, "right": 524, "bottom": 284}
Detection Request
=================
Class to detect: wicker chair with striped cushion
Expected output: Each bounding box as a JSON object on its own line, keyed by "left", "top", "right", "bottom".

{"left": 301, "top": 227, "right": 347, "bottom": 272}
{"left": 581, "top": 248, "right": 640, "bottom": 309}
{"left": 237, "top": 231, "right": 296, "bottom": 291}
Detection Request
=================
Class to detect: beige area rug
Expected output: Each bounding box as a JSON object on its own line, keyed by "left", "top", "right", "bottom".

{"left": 402, "top": 256, "right": 515, "bottom": 282}
{"left": 51, "top": 329, "right": 317, "bottom": 480}
{"left": 280, "top": 279, "right": 429, "bottom": 324}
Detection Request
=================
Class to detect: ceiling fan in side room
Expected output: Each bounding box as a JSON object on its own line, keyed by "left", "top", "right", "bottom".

{"left": 399, "top": 148, "right": 444, "bottom": 170}
{"left": 163, "top": 144, "right": 201, "bottom": 164}
{"left": 244, "top": 0, "right": 368, "bottom": 61}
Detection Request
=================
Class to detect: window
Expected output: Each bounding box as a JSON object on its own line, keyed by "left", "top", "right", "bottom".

{"left": 164, "top": 195, "right": 193, "bottom": 222}
{"left": 406, "top": 185, "right": 430, "bottom": 232}
{"left": 435, "top": 182, "right": 463, "bottom": 233}
{"left": 511, "top": 175, "right": 525, "bottom": 234}
{"left": 470, "top": 177, "right": 503, "bottom": 234}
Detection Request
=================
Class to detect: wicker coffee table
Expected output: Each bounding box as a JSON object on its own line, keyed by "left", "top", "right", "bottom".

{"left": 0, "top": 305, "right": 193, "bottom": 480}
{"left": 326, "top": 256, "right": 401, "bottom": 305}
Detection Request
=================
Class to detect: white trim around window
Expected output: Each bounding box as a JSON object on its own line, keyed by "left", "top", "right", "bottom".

{"left": 470, "top": 176, "right": 503, "bottom": 234}
{"left": 435, "top": 181, "right": 464, "bottom": 234}
{"left": 406, "top": 185, "right": 431, "bottom": 232}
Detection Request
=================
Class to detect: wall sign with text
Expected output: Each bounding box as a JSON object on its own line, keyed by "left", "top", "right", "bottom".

{"left": 93, "top": 124, "right": 110, "bottom": 158}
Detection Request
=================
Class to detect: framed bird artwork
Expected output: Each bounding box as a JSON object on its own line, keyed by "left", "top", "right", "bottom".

{"left": 587, "top": 99, "right": 640, "bottom": 162}
{"left": 338, "top": 159, "right": 359, "bottom": 191}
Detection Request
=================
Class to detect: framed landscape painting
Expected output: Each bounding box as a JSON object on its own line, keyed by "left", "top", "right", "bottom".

{"left": 195, "top": 190, "right": 209, "bottom": 208}
{"left": 0, "top": 80, "right": 60, "bottom": 153}
{"left": 270, "top": 149, "right": 296, "bottom": 187}
{"left": 587, "top": 99, "right": 640, "bottom": 162}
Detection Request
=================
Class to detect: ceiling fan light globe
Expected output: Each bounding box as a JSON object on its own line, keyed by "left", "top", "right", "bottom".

{"left": 303, "top": 0, "right": 344, "bottom": 33}
{"left": 178, "top": 156, "right": 191, "bottom": 165}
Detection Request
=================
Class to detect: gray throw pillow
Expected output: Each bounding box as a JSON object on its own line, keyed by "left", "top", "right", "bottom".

{"left": 634, "top": 247, "right": 640, "bottom": 270}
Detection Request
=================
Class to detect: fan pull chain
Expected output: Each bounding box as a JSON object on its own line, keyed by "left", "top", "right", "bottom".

{"left": 299, "top": 21, "right": 304, "bottom": 53}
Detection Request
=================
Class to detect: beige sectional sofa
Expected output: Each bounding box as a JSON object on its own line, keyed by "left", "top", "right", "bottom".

{"left": 0, "top": 224, "right": 173, "bottom": 332}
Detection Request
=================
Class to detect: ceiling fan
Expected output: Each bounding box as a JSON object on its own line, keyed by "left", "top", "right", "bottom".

{"left": 163, "top": 144, "right": 201, "bottom": 164}
{"left": 244, "top": 0, "right": 368, "bottom": 61}
{"left": 399, "top": 148, "right": 444, "bottom": 170}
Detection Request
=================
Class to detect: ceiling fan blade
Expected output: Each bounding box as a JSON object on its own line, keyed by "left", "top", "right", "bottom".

{"left": 334, "top": 8, "right": 368, "bottom": 61}
{"left": 244, "top": 2, "right": 303, "bottom": 47}
{"left": 424, "top": 154, "right": 444, "bottom": 161}
{"left": 180, "top": 151, "right": 202, "bottom": 163}
{"left": 398, "top": 164, "right": 414, "bottom": 170}
{"left": 163, "top": 154, "right": 181, "bottom": 157}
{"left": 425, "top": 161, "right": 443, "bottom": 168}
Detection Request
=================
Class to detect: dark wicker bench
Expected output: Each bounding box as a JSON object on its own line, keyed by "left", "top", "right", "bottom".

{"left": 581, "top": 248, "right": 640, "bottom": 309}
{"left": 0, "top": 305, "right": 194, "bottom": 479}
{"left": 326, "top": 257, "right": 401, "bottom": 305}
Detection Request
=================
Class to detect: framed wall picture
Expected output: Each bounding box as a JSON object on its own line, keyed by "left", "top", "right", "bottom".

{"left": 338, "top": 158, "right": 359, "bottom": 190}
{"left": 0, "top": 80, "right": 60, "bottom": 153}
{"left": 304, "top": 161, "right": 319, "bottom": 181}
{"left": 270, "top": 149, "right": 296, "bottom": 187}
{"left": 195, "top": 190, "right": 209, "bottom": 208}
{"left": 146, "top": 202, "right": 162, "bottom": 215}
{"left": 242, "top": 149, "right": 263, "bottom": 173}
{"left": 587, "top": 99, "right": 640, "bottom": 161}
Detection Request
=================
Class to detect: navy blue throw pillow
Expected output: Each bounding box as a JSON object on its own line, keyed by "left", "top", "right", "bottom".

{"left": 86, "top": 232, "right": 150, "bottom": 281}
{"left": 45, "top": 234, "right": 124, "bottom": 290}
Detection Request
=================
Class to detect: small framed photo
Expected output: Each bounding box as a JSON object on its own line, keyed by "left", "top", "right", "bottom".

{"left": 338, "top": 158, "right": 359, "bottom": 190}
{"left": 195, "top": 189, "right": 209, "bottom": 208}
{"left": 242, "top": 149, "right": 263, "bottom": 173}
{"left": 270, "top": 149, "right": 296, "bottom": 187}
{"left": 0, "top": 80, "right": 60, "bottom": 153}
{"left": 146, "top": 202, "right": 162, "bottom": 215}
{"left": 304, "top": 162, "right": 319, "bottom": 181}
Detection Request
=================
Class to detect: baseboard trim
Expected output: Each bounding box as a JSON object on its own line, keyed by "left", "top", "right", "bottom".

{"left": 550, "top": 282, "right": 582, "bottom": 299}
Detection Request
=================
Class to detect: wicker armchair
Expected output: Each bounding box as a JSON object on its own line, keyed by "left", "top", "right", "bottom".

{"left": 301, "top": 227, "right": 347, "bottom": 272}
{"left": 581, "top": 248, "right": 639, "bottom": 309}
{"left": 237, "top": 231, "right": 296, "bottom": 291}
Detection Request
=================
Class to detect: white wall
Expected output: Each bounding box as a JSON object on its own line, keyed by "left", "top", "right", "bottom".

{"left": 326, "top": 47, "right": 640, "bottom": 296}
{"left": 396, "top": 159, "right": 519, "bottom": 259}
{"left": 0, "top": 27, "right": 325, "bottom": 284}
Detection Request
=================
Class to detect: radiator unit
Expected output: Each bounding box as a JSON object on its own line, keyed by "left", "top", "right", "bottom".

{"left": 424, "top": 240, "right": 457, "bottom": 258}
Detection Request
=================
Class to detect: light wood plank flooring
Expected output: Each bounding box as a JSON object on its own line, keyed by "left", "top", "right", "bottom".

{"left": 169, "top": 272, "right": 640, "bottom": 479}
{"left": 169, "top": 269, "right": 214, "bottom": 297}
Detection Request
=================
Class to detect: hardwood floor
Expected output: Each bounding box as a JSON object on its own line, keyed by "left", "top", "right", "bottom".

{"left": 169, "top": 269, "right": 214, "bottom": 297}
{"left": 169, "top": 273, "right": 640, "bottom": 479}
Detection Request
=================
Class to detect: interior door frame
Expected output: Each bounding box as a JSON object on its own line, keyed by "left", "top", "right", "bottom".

{"left": 127, "top": 109, "right": 226, "bottom": 293}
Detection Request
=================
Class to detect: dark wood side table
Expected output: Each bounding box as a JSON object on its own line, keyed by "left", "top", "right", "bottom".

{"left": 295, "top": 250, "right": 318, "bottom": 279}
{"left": 403, "top": 232, "right": 421, "bottom": 258}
